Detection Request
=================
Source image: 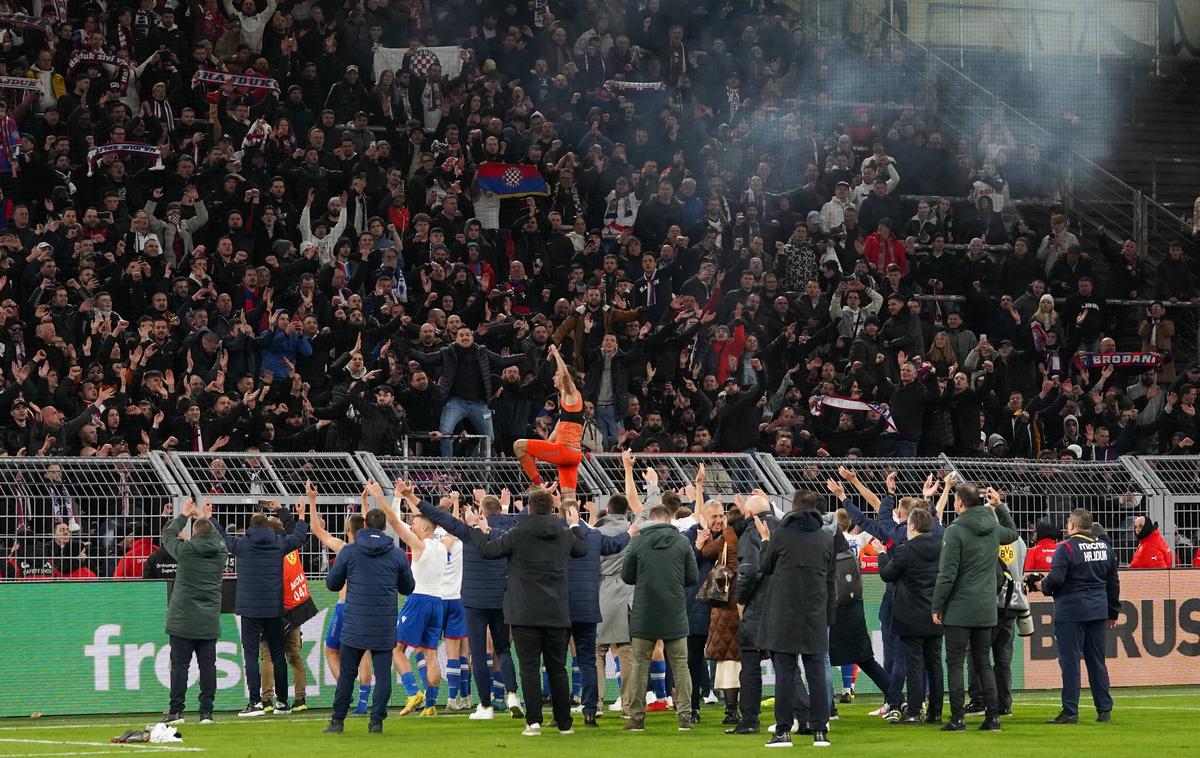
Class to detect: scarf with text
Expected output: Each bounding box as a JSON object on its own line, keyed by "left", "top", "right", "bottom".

{"left": 808, "top": 394, "right": 899, "bottom": 433}
{"left": 67, "top": 51, "right": 131, "bottom": 93}
{"left": 192, "top": 69, "right": 280, "bottom": 94}
{"left": 1073, "top": 352, "right": 1162, "bottom": 371}
{"left": 604, "top": 79, "right": 665, "bottom": 91}
{"left": 0, "top": 13, "right": 52, "bottom": 38}
{"left": 87, "top": 142, "right": 163, "bottom": 176}
{"left": 0, "top": 76, "right": 42, "bottom": 92}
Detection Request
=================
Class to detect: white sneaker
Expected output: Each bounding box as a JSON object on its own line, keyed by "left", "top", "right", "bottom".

{"left": 767, "top": 723, "right": 801, "bottom": 734}
{"left": 506, "top": 693, "right": 524, "bottom": 720}
{"left": 558, "top": 727, "right": 575, "bottom": 735}
{"left": 666, "top": 696, "right": 674, "bottom": 709}
{"left": 570, "top": 705, "right": 584, "bottom": 714}
{"left": 607, "top": 700, "right": 624, "bottom": 712}
{"left": 867, "top": 704, "right": 888, "bottom": 717}
{"left": 645, "top": 691, "right": 658, "bottom": 705}
{"left": 468, "top": 705, "right": 494, "bottom": 720}
{"left": 522, "top": 723, "right": 541, "bottom": 737}
{"left": 703, "top": 692, "right": 719, "bottom": 705}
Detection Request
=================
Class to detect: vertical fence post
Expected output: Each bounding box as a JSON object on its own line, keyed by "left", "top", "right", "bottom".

{"left": 958, "top": 0, "right": 965, "bottom": 70}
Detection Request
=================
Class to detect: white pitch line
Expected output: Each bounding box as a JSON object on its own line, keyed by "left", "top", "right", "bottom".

{"left": 0, "top": 716, "right": 329, "bottom": 732}
{"left": 0, "top": 739, "right": 201, "bottom": 752}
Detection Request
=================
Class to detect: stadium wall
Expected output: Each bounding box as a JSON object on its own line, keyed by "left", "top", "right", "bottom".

{"left": 2, "top": 571, "right": 1197, "bottom": 717}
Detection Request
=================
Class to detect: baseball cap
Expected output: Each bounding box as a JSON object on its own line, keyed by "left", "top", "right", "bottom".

{"left": 806, "top": 211, "right": 822, "bottom": 223}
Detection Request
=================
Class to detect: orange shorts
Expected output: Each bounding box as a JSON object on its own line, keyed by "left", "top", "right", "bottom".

{"left": 525, "top": 439, "right": 584, "bottom": 490}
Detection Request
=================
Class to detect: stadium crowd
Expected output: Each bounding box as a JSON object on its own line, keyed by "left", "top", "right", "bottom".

{"left": 0, "top": 0, "right": 1198, "bottom": 576}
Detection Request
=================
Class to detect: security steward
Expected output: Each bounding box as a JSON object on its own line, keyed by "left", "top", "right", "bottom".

{"left": 1038, "top": 508, "right": 1120, "bottom": 724}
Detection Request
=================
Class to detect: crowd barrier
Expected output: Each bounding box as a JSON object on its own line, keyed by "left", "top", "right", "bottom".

{"left": 2, "top": 453, "right": 1199, "bottom": 578}
{"left": 1, "top": 570, "right": 1195, "bottom": 718}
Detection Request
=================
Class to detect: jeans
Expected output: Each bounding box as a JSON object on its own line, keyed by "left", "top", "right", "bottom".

{"left": 240, "top": 616, "right": 287, "bottom": 705}
{"left": 260, "top": 627, "right": 305, "bottom": 703}
{"left": 945, "top": 625, "right": 997, "bottom": 720}
{"left": 772, "top": 652, "right": 828, "bottom": 733}
{"left": 893, "top": 439, "right": 919, "bottom": 458}
{"left": 595, "top": 404, "right": 620, "bottom": 449}
{"left": 880, "top": 590, "right": 906, "bottom": 706}
{"left": 630, "top": 637, "right": 691, "bottom": 722}
{"left": 686, "top": 634, "right": 710, "bottom": 713}
{"left": 570, "top": 622, "right": 599, "bottom": 715}
{"left": 168, "top": 636, "right": 216, "bottom": 715}
{"left": 1056, "top": 619, "right": 1113, "bottom": 716}
{"left": 902, "top": 635, "right": 943, "bottom": 717}
{"left": 438, "top": 397, "right": 494, "bottom": 457}
{"left": 465, "top": 607, "right": 517, "bottom": 698}
{"left": 512, "top": 625, "right": 572, "bottom": 729}
{"left": 969, "top": 614, "right": 1015, "bottom": 711}
{"left": 331, "top": 646, "right": 393, "bottom": 723}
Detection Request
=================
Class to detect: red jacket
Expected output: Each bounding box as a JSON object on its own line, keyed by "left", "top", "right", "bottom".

{"left": 863, "top": 233, "right": 907, "bottom": 276}
{"left": 1193, "top": 547, "right": 1200, "bottom": 568}
{"left": 1129, "top": 529, "right": 1173, "bottom": 569}
{"left": 113, "top": 537, "right": 158, "bottom": 578}
{"left": 1024, "top": 537, "right": 1057, "bottom": 571}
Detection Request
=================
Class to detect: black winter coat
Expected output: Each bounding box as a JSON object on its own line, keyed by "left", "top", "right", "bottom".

{"left": 408, "top": 343, "right": 525, "bottom": 403}
{"left": 325, "top": 528, "right": 416, "bottom": 650}
{"left": 471, "top": 514, "right": 587, "bottom": 628}
{"left": 878, "top": 532, "right": 943, "bottom": 637}
{"left": 756, "top": 509, "right": 836, "bottom": 654}
{"left": 734, "top": 513, "right": 778, "bottom": 648}
{"left": 217, "top": 521, "right": 310, "bottom": 618}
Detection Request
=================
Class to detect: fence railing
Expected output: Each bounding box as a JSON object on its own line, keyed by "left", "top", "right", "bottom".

{"left": 3, "top": 452, "right": 1199, "bottom": 579}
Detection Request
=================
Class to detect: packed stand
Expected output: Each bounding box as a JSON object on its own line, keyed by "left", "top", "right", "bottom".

{"left": 0, "top": 1, "right": 1196, "bottom": 576}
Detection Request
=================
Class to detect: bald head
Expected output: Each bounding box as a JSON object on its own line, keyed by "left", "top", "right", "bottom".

{"left": 743, "top": 495, "right": 771, "bottom": 515}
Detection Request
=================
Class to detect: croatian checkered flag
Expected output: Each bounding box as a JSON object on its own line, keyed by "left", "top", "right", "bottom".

{"left": 374, "top": 46, "right": 464, "bottom": 81}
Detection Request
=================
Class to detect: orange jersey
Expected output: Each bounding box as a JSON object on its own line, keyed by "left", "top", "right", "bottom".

{"left": 552, "top": 395, "right": 585, "bottom": 449}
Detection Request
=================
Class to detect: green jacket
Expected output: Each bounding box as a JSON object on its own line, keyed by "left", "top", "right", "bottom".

{"left": 931, "top": 505, "right": 1019, "bottom": 628}
{"left": 621, "top": 521, "right": 699, "bottom": 641}
{"left": 162, "top": 517, "right": 228, "bottom": 640}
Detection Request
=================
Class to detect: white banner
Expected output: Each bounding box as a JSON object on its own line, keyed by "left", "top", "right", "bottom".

{"left": 373, "top": 46, "right": 463, "bottom": 80}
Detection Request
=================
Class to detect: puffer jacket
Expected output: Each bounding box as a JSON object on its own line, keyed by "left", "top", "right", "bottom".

{"left": 217, "top": 519, "right": 309, "bottom": 618}
{"left": 326, "top": 527, "right": 415, "bottom": 650}
{"left": 161, "top": 517, "right": 228, "bottom": 640}
{"left": 1130, "top": 519, "right": 1173, "bottom": 568}
{"left": 420, "top": 502, "right": 523, "bottom": 609}
{"left": 254, "top": 327, "right": 313, "bottom": 380}
{"left": 700, "top": 525, "right": 741, "bottom": 661}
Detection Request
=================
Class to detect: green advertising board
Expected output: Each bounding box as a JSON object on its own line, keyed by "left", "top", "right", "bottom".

{"left": 0, "top": 576, "right": 1034, "bottom": 717}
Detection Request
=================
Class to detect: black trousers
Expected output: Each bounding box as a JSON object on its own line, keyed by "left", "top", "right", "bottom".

{"left": 969, "top": 615, "right": 1016, "bottom": 711}
{"left": 240, "top": 616, "right": 287, "bottom": 705}
{"left": 902, "top": 635, "right": 943, "bottom": 717}
{"left": 686, "top": 634, "right": 710, "bottom": 712}
{"left": 511, "top": 625, "right": 572, "bottom": 729}
{"left": 465, "top": 606, "right": 517, "bottom": 698}
{"left": 772, "top": 652, "right": 827, "bottom": 733}
{"left": 737, "top": 648, "right": 764, "bottom": 728}
{"left": 570, "top": 622, "right": 599, "bottom": 716}
{"left": 168, "top": 636, "right": 216, "bottom": 714}
{"left": 946, "top": 625, "right": 997, "bottom": 720}
{"left": 331, "top": 646, "right": 393, "bottom": 723}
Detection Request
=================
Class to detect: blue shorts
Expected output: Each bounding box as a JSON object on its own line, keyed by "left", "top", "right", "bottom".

{"left": 442, "top": 599, "right": 467, "bottom": 640}
{"left": 325, "top": 602, "right": 345, "bottom": 649}
{"left": 396, "top": 594, "right": 444, "bottom": 650}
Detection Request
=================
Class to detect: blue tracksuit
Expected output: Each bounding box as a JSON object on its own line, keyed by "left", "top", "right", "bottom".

{"left": 1041, "top": 532, "right": 1120, "bottom": 716}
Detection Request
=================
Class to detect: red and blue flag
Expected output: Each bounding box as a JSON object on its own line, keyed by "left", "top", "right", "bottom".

{"left": 477, "top": 162, "right": 549, "bottom": 198}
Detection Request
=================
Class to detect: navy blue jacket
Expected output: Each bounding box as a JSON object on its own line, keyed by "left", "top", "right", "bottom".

{"left": 841, "top": 495, "right": 944, "bottom": 595}
{"left": 217, "top": 520, "right": 309, "bottom": 618}
{"left": 684, "top": 524, "right": 717, "bottom": 636}
{"left": 420, "top": 502, "right": 523, "bottom": 610}
{"left": 569, "top": 521, "right": 630, "bottom": 623}
{"left": 1041, "top": 533, "right": 1120, "bottom": 623}
{"left": 326, "top": 528, "right": 416, "bottom": 650}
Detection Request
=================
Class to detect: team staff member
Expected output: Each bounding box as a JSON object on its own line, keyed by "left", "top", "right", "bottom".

{"left": 161, "top": 500, "right": 228, "bottom": 725}
{"left": 1040, "top": 508, "right": 1120, "bottom": 724}
{"left": 1129, "top": 515, "right": 1173, "bottom": 568}
{"left": 1025, "top": 521, "right": 1060, "bottom": 572}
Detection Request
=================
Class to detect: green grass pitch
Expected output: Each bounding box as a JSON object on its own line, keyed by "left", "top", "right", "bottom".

{"left": 0, "top": 687, "right": 1196, "bottom": 756}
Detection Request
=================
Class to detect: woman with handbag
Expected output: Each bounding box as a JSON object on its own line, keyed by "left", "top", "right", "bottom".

{"left": 696, "top": 501, "right": 744, "bottom": 726}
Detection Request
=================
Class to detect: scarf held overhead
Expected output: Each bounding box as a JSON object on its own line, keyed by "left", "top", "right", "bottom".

{"left": 1073, "top": 352, "right": 1163, "bottom": 370}
{"left": 87, "top": 142, "right": 163, "bottom": 176}
{"left": 192, "top": 69, "right": 280, "bottom": 93}
{"left": 808, "top": 394, "right": 898, "bottom": 433}
{"left": 0, "top": 76, "right": 43, "bottom": 92}
{"left": 0, "top": 13, "right": 52, "bottom": 37}
{"left": 67, "top": 51, "right": 131, "bottom": 93}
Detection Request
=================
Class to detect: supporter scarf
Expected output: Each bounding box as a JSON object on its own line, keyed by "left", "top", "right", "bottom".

{"left": 1073, "top": 352, "right": 1162, "bottom": 370}
{"left": 808, "top": 394, "right": 899, "bottom": 433}
{"left": 241, "top": 119, "right": 271, "bottom": 152}
{"left": 0, "top": 76, "right": 42, "bottom": 92}
{"left": 0, "top": 13, "right": 52, "bottom": 37}
{"left": 50, "top": 0, "right": 68, "bottom": 22}
{"left": 67, "top": 51, "right": 131, "bottom": 94}
{"left": 87, "top": 142, "right": 163, "bottom": 175}
{"left": 603, "top": 79, "right": 665, "bottom": 91}
{"left": 191, "top": 69, "right": 280, "bottom": 94}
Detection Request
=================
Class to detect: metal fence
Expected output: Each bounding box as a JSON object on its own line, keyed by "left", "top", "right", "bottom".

{"left": 0, "top": 455, "right": 184, "bottom": 579}
{"left": 4, "top": 452, "right": 1200, "bottom": 579}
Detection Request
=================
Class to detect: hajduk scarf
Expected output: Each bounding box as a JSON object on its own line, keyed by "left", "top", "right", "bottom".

{"left": 67, "top": 51, "right": 131, "bottom": 94}
{"left": 87, "top": 142, "right": 163, "bottom": 176}
{"left": 808, "top": 394, "right": 899, "bottom": 433}
{"left": 603, "top": 79, "right": 665, "bottom": 91}
{"left": 1073, "top": 352, "right": 1162, "bottom": 371}
{"left": 0, "top": 13, "right": 52, "bottom": 38}
{"left": 192, "top": 69, "right": 280, "bottom": 94}
{"left": 0, "top": 76, "right": 42, "bottom": 92}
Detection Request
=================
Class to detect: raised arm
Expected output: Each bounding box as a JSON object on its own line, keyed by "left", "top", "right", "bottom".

{"left": 622, "top": 448, "right": 645, "bottom": 514}
{"left": 385, "top": 479, "right": 426, "bottom": 556}
{"left": 839, "top": 466, "right": 881, "bottom": 511}
{"left": 547, "top": 343, "right": 578, "bottom": 399}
